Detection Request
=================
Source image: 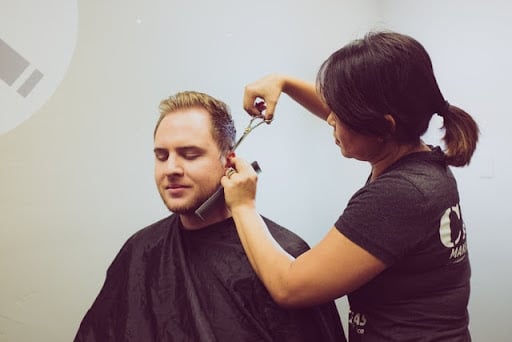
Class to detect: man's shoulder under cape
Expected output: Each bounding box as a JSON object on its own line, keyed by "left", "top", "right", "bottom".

{"left": 74, "top": 214, "right": 346, "bottom": 342}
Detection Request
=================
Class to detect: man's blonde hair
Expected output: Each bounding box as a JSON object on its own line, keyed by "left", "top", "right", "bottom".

{"left": 155, "top": 91, "right": 236, "bottom": 153}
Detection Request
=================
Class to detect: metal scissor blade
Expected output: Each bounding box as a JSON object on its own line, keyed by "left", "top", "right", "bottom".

{"left": 232, "top": 117, "right": 266, "bottom": 151}
{"left": 194, "top": 115, "right": 269, "bottom": 220}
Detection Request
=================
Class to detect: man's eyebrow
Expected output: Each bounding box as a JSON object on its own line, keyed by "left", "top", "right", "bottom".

{"left": 153, "top": 146, "right": 206, "bottom": 153}
{"left": 153, "top": 147, "right": 167, "bottom": 153}
{"left": 175, "top": 146, "right": 205, "bottom": 153}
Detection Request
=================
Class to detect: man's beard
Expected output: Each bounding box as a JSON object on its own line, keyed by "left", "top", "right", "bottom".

{"left": 159, "top": 189, "right": 214, "bottom": 215}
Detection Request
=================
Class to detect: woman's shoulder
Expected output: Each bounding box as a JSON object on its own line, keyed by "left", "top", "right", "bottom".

{"left": 373, "top": 147, "right": 454, "bottom": 195}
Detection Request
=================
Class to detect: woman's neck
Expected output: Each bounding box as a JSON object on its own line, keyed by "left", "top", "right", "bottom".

{"left": 369, "top": 141, "right": 430, "bottom": 181}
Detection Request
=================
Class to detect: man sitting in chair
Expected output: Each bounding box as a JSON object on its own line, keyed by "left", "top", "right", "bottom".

{"left": 74, "top": 91, "right": 346, "bottom": 342}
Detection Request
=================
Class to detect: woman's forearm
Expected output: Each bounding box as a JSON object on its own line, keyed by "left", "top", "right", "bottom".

{"left": 281, "top": 75, "right": 331, "bottom": 120}
{"left": 243, "top": 74, "right": 331, "bottom": 121}
{"left": 230, "top": 205, "right": 297, "bottom": 305}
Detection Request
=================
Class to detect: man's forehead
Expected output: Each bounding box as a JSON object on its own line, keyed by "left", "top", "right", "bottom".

{"left": 154, "top": 110, "right": 218, "bottom": 148}
{"left": 157, "top": 109, "right": 212, "bottom": 133}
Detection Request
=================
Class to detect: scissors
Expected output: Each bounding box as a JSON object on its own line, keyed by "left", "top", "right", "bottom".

{"left": 195, "top": 107, "right": 271, "bottom": 220}
{"left": 232, "top": 115, "right": 269, "bottom": 151}
{"left": 232, "top": 99, "right": 271, "bottom": 150}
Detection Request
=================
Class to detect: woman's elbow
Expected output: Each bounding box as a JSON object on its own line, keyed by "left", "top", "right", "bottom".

{"left": 268, "top": 286, "right": 314, "bottom": 309}
{"left": 268, "top": 281, "right": 347, "bottom": 308}
{"left": 270, "top": 290, "right": 301, "bottom": 308}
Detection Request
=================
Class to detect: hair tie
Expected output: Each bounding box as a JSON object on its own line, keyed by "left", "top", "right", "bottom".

{"left": 438, "top": 101, "right": 450, "bottom": 118}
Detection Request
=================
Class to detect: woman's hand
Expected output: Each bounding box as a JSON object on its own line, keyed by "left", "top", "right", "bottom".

{"left": 221, "top": 157, "right": 259, "bottom": 211}
{"left": 243, "top": 74, "right": 331, "bottom": 121}
{"left": 243, "top": 73, "right": 286, "bottom": 122}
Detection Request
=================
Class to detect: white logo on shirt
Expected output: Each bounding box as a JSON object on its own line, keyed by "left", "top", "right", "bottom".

{"left": 438, "top": 204, "right": 468, "bottom": 260}
{"left": 349, "top": 310, "right": 367, "bottom": 335}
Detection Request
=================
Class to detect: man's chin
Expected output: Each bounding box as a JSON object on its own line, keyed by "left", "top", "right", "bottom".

{"left": 164, "top": 199, "right": 207, "bottom": 215}
{"left": 166, "top": 205, "right": 197, "bottom": 215}
{"left": 160, "top": 191, "right": 215, "bottom": 215}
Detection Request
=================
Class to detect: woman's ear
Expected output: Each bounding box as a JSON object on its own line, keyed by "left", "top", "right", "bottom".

{"left": 383, "top": 114, "right": 396, "bottom": 135}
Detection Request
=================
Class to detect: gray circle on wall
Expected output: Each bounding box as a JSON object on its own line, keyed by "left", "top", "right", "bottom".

{"left": 0, "top": 0, "right": 78, "bottom": 135}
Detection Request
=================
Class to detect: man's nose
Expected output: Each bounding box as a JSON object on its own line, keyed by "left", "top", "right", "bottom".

{"left": 164, "top": 156, "right": 184, "bottom": 175}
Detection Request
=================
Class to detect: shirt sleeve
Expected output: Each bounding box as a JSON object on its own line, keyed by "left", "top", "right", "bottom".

{"left": 335, "top": 174, "right": 432, "bottom": 265}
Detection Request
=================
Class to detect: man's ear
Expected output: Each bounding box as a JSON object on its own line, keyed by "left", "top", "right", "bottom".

{"left": 225, "top": 151, "right": 236, "bottom": 167}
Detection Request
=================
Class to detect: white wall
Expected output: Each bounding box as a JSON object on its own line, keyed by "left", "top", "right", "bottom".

{"left": 0, "top": 0, "right": 509, "bottom": 341}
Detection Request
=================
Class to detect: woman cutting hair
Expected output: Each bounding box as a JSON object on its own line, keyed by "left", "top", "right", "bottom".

{"left": 221, "top": 31, "right": 478, "bottom": 341}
